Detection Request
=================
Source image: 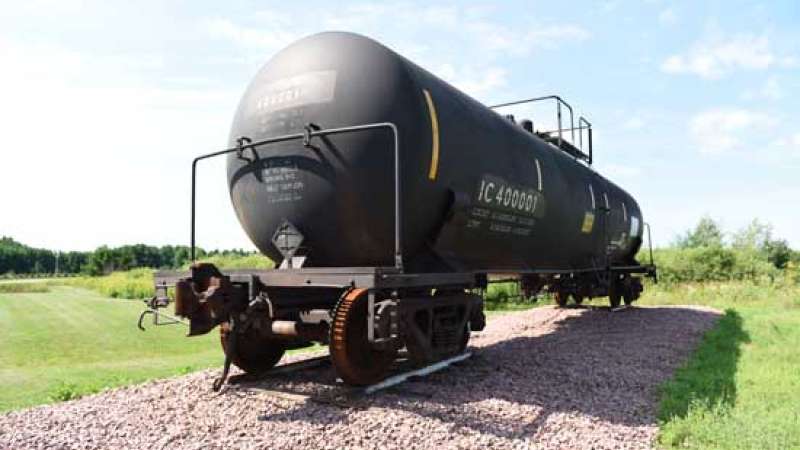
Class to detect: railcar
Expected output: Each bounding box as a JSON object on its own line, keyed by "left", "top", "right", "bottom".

{"left": 144, "top": 32, "right": 656, "bottom": 386}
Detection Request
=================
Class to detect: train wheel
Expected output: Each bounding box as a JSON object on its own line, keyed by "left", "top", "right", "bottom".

{"left": 330, "top": 288, "right": 396, "bottom": 385}
{"left": 219, "top": 325, "right": 286, "bottom": 375}
{"left": 554, "top": 290, "right": 568, "bottom": 308}
{"left": 573, "top": 294, "right": 585, "bottom": 306}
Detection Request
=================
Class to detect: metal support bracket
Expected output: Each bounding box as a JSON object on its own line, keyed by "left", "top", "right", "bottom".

{"left": 137, "top": 284, "right": 187, "bottom": 331}
{"left": 213, "top": 321, "right": 237, "bottom": 392}
{"left": 367, "top": 290, "right": 400, "bottom": 346}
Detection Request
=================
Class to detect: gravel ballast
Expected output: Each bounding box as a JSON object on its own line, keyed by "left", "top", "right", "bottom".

{"left": 0, "top": 305, "right": 720, "bottom": 450}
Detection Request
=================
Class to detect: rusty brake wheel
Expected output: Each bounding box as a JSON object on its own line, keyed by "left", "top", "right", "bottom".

{"left": 220, "top": 324, "right": 286, "bottom": 375}
{"left": 330, "top": 288, "right": 396, "bottom": 386}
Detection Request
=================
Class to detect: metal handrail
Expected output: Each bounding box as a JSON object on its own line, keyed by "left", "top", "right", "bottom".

{"left": 489, "top": 95, "right": 575, "bottom": 148}
{"left": 644, "top": 222, "right": 654, "bottom": 267}
{"left": 537, "top": 125, "right": 591, "bottom": 134}
{"left": 643, "top": 222, "right": 658, "bottom": 283}
{"left": 579, "top": 116, "right": 593, "bottom": 165}
{"left": 190, "top": 122, "right": 402, "bottom": 270}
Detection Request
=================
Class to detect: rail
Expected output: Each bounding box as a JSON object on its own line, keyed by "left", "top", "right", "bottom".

{"left": 579, "top": 116, "right": 593, "bottom": 165}
{"left": 190, "top": 122, "right": 402, "bottom": 270}
{"left": 490, "top": 95, "right": 574, "bottom": 148}
{"left": 490, "top": 95, "right": 593, "bottom": 165}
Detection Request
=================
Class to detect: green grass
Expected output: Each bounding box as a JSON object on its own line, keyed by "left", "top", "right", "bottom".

{"left": 635, "top": 281, "right": 800, "bottom": 449}
{"left": 0, "top": 278, "right": 58, "bottom": 284}
{"left": 0, "top": 286, "right": 229, "bottom": 412}
{"left": 0, "top": 282, "right": 50, "bottom": 293}
{"left": 0, "top": 284, "right": 321, "bottom": 412}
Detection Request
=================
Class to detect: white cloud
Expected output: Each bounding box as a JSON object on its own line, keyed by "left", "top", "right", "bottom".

{"left": 201, "top": 5, "right": 588, "bottom": 99}
{"left": 661, "top": 31, "right": 790, "bottom": 79}
{"left": 434, "top": 65, "right": 508, "bottom": 97}
{"left": 689, "top": 108, "right": 775, "bottom": 154}
{"left": 658, "top": 8, "right": 677, "bottom": 25}
{"left": 204, "top": 17, "right": 301, "bottom": 54}
{"left": 741, "top": 76, "right": 784, "bottom": 101}
{"left": 206, "top": 5, "right": 589, "bottom": 60}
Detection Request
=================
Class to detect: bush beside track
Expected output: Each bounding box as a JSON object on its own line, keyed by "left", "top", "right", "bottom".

{"left": 62, "top": 254, "right": 274, "bottom": 300}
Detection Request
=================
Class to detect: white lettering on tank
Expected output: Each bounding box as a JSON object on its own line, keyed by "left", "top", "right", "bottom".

{"left": 485, "top": 182, "right": 495, "bottom": 203}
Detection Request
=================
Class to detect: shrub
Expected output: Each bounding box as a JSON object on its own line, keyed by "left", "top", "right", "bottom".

{"left": 62, "top": 254, "right": 274, "bottom": 300}
{"left": 485, "top": 282, "right": 519, "bottom": 303}
{"left": 66, "top": 268, "right": 155, "bottom": 299}
{"left": 643, "top": 246, "right": 780, "bottom": 284}
{"left": 49, "top": 382, "right": 81, "bottom": 402}
{"left": 183, "top": 253, "right": 273, "bottom": 270}
{"left": 786, "top": 261, "right": 800, "bottom": 285}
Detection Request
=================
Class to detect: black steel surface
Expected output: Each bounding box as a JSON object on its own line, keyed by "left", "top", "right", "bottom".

{"left": 224, "top": 31, "right": 647, "bottom": 274}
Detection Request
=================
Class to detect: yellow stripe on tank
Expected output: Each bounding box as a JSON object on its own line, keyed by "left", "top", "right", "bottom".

{"left": 423, "top": 89, "right": 440, "bottom": 180}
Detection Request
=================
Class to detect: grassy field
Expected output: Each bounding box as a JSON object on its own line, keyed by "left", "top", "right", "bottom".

{"left": 0, "top": 285, "right": 225, "bottom": 412}
{"left": 0, "top": 279, "right": 537, "bottom": 412}
{"left": 637, "top": 281, "right": 800, "bottom": 449}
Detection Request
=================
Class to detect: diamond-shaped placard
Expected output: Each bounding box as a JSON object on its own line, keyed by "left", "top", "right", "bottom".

{"left": 271, "top": 220, "right": 304, "bottom": 260}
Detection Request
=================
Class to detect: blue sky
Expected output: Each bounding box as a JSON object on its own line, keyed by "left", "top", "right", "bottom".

{"left": 1, "top": 0, "right": 798, "bottom": 251}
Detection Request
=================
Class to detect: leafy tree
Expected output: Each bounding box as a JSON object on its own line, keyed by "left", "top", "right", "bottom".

{"left": 0, "top": 236, "right": 231, "bottom": 276}
{"left": 731, "top": 219, "right": 773, "bottom": 250}
{"left": 731, "top": 220, "right": 793, "bottom": 269}
{"left": 676, "top": 216, "right": 724, "bottom": 248}
{"left": 764, "top": 239, "right": 792, "bottom": 269}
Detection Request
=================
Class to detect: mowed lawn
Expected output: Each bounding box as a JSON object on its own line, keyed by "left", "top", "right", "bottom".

{"left": 0, "top": 286, "right": 222, "bottom": 412}
{"left": 637, "top": 282, "right": 800, "bottom": 449}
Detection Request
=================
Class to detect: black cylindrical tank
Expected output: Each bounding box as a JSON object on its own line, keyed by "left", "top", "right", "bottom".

{"left": 227, "top": 32, "right": 644, "bottom": 272}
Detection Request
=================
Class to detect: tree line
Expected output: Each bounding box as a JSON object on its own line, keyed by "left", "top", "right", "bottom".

{"left": 649, "top": 217, "right": 800, "bottom": 283}
{"left": 0, "top": 237, "right": 255, "bottom": 276}
{"left": 3, "top": 217, "right": 798, "bottom": 280}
